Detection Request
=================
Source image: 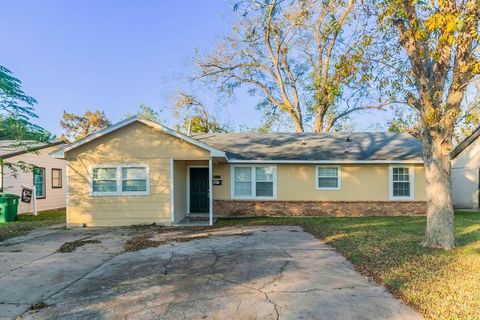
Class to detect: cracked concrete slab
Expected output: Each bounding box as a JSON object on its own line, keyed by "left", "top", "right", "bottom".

{"left": 0, "top": 253, "right": 115, "bottom": 305}
{"left": 0, "top": 303, "right": 30, "bottom": 319}
{"left": 0, "top": 225, "right": 423, "bottom": 320}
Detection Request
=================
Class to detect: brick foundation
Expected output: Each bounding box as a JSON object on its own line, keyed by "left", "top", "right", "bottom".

{"left": 214, "top": 200, "right": 426, "bottom": 217}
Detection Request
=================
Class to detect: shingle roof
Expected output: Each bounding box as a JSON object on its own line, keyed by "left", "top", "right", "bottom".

{"left": 0, "top": 140, "right": 65, "bottom": 159}
{"left": 195, "top": 132, "right": 423, "bottom": 162}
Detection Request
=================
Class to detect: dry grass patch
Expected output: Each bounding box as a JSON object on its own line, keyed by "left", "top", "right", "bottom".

{"left": 57, "top": 238, "right": 101, "bottom": 253}
{"left": 29, "top": 301, "right": 50, "bottom": 311}
{"left": 124, "top": 232, "right": 212, "bottom": 252}
{"left": 124, "top": 227, "right": 252, "bottom": 252}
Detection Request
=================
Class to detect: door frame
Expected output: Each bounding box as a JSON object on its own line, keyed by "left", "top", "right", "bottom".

{"left": 187, "top": 165, "right": 209, "bottom": 214}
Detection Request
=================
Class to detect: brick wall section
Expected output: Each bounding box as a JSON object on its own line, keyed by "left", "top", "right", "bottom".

{"left": 214, "top": 200, "right": 427, "bottom": 217}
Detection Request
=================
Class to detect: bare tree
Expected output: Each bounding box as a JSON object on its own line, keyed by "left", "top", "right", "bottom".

{"left": 197, "top": 0, "right": 378, "bottom": 132}
{"left": 174, "top": 92, "right": 228, "bottom": 134}
{"left": 299, "top": 0, "right": 380, "bottom": 132}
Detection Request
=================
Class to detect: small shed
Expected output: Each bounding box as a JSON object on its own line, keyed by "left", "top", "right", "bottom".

{"left": 451, "top": 128, "right": 480, "bottom": 209}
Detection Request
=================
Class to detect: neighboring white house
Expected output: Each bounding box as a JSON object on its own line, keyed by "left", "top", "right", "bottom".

{"left": 451, "top": 128, "right": 480, "bottom": 209}
{"left": 0, "top": 141, "right": 67, "bottom": 214}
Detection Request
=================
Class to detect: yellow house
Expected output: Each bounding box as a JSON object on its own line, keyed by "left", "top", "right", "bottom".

{"left": 51, "top": 117, "right": 427, "bottom": 227}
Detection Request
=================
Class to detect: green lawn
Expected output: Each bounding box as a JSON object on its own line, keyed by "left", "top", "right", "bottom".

{"left": 0, "top": 209, "right": 65, "bottom": 242}
{"left": 217, "top": 211, "right": 480, "bottom": 320}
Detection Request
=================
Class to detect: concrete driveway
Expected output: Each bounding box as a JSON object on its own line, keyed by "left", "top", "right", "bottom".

{"left": 0, "top": 225, "right": 422, "bottom": 320}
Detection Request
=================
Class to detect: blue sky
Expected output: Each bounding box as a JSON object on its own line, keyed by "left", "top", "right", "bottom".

{"left": 0, "top": 0, "right": 387, "bottom": 135}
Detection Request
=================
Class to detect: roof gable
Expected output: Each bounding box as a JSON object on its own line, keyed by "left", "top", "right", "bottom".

{"left": 50, "top": 117, "right": 226, "bottom": 159}
{"left": 1, "top": 141, "right": 65, "bottom": 159}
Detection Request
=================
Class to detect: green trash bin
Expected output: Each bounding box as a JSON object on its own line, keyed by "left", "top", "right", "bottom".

{"left": 0, "top": 194, "right": 20, "bottom": 223}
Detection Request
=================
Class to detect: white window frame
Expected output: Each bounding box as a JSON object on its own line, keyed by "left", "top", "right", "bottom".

{"left": 231, "top": 165, "right": 277, "bottom": 200}
{"left": 316, "top": 165, "right": 341, "bottom": 190}
{"left": 389, "top": 165, "right": 414, "bottom": 200}
{"left": 90, "top": 164, "right": 150, "bottom": 196}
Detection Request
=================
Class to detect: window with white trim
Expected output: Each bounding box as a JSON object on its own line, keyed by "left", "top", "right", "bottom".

{"left": 316, "top": 166, "right": 340, "bottom": 190}
{"left": 122, "top": 167, "right": 148, "bottom": 192}
{"left": 234, "top": 167, "right": 252, "bottom": 196}
{"left": 233, "top": 165, "right": 276, "bottom": 198}
{"left": 255, "top": 166, "right": 274, "bottom": 197}
{"left": 391, "top": 167, "right": 412, "bottom": 198}
{"left": 93, "top": 167, "right": 117, "bottom": 193}
{"left": 92, "top": 165, "right": 149, "bottom": 195}
{"left": 390, "top": 166, "right": 414, "bottom": 199}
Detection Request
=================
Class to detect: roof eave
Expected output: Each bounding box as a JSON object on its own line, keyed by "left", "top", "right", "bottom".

{"left": 226, "top": 159, "right": 424, "bottom": 164}
{"left": 451, "top": 125, "right": 480, "bottom": 159}
{"left": 2, "top": 141, "right": 65, "bottom": 160}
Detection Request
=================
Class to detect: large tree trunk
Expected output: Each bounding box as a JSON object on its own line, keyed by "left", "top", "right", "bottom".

{"left": 312, "top": 107, "right": 326, "bottom": 133}
{"left": 292, "top": 118, "right": 304, "bottom": 133}
{"left": 421, "top": 131, "right": 455, "bottom": 249}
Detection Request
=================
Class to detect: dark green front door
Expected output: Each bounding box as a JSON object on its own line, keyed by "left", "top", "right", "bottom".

{"left": 190, "top": 168, "right": 209, "bottom": 213}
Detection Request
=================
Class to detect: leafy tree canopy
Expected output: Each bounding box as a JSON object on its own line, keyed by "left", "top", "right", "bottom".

{"left": 0, "top": 65, "right": 37, "bottom": 121}
{"left": 374, "top": 0, "right": 479, "bottom": 249}
{"left": 0, "top": 65, "right": 51, "bottom": 143}
{"left": 0, "top": 65, "right": 52, "bottom": 175}
{"left": 123, "top": 104, "right": 162, "bottom": 122}
{"left": 60, "top": 110, "right": 111, "bottom": 142}
{"left": 0, "top": 116, "right": 52, "bottom": 142}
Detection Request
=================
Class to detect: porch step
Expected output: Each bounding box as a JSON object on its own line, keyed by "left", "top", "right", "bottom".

{"left": 187, "top": 214, "right": 210, "bottom": 220}
{"left": 175, "top": 216, "right": 217, "bottom": 226}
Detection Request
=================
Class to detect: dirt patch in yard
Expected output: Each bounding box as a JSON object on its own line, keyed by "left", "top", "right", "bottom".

{"left": 124, "top": 233, "right": 166, "bottom": 252}
{"left": 124, "top": 232, "right": 213, "bottom": 252}
{"left": 57, "top": 238, "right": 101, "bottom": 253}
{"left": 29, "top": 301, "right": 50, "bottom": 311}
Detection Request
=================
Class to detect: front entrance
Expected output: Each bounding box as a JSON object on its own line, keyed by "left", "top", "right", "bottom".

{"left": 189, "top": 167, "right": 209, "bottom": 213}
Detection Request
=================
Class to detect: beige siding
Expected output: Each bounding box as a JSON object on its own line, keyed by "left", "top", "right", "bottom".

{"left": 66, "top": 122, "right": 211, "bottom": 227}
{"left": 173, "top": 160, "right": 210, "bottom": 220}
{"left": 452, "top": 137, "right": 480, "bottom": 208}
{"left": 278, "top": 163, "right": 426, "bottom": 201}
{"left": 173, "top": 160, "right": 187, "bottom": 222}
{"left": 212, "top": 163, "right": 426, "bottom": 201}
{"left": 2, "top": 146, "right": 67, "bottom": 214}
{"left": 212, "top": 163, "right": 231, "bottom": 200}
